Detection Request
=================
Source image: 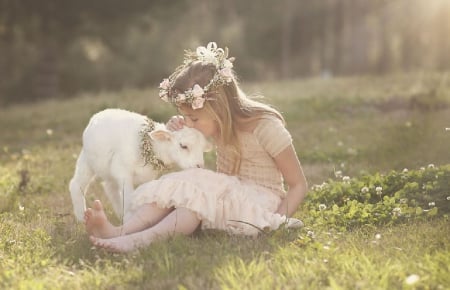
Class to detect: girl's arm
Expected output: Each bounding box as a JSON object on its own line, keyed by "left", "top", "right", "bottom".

{"left": 273, "top": 144, "right": 308, "bottom": 217}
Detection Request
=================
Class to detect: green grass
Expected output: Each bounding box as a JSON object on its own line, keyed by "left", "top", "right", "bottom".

{"left": 1, "top": 73, "right": 449, "bottom": 289}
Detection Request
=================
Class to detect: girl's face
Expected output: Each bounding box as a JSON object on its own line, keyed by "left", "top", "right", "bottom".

{"left": 178, "top": 106, "right": 219, "bottom": 140}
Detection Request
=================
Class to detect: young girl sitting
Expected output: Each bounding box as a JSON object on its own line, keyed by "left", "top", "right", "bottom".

{"left": 85, "top": 42, "right": 308, "bottom": 253}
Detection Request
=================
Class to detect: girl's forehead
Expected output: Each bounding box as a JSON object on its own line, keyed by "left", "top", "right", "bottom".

{"left": 178, "top": 106, "right": 205, "bottom": 117}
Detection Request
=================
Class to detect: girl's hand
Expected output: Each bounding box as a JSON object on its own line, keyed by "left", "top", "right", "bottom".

{"left": 166, "top": 115, "right": 185, "bottom": 131}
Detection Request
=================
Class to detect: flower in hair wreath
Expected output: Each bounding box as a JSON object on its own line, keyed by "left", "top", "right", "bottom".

{"left": 159, "top": 42, "right": 235, "bottom": 110}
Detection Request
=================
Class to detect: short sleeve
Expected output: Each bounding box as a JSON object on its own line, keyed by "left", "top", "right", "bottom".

{"left": 253, "top": 116, "right": 293, "bottom": 157}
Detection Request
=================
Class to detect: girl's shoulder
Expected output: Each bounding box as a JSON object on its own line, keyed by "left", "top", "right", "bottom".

{"left": 239, "top": 114, "right": 284, "bottom": 134}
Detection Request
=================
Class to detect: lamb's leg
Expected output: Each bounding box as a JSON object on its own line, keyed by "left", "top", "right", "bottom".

{"left": 103, "top": 177, "right": 134, "bottom": 221}
{"left": 69, "top": 150, "right": 95, "bottom": 221}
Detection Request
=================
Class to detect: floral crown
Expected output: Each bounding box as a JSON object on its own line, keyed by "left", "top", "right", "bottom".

{"left": 159, "top": 42, "right": 235, "bottom": 110}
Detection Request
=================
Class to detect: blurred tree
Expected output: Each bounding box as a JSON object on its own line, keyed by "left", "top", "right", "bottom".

{"left": 0, "top": 0, "right": 168, "bottom": 103}
{"left": 1, "top": 0, "right": 449, "bottom": 104}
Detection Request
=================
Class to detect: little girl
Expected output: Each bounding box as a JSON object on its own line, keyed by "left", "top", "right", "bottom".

{"left": 85, "top": 42, "right": 308, "bottom": 252}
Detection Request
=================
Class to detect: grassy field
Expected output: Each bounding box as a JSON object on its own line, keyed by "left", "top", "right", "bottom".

{"left": 1, "top": 73, "right": 449, "bottom": 289}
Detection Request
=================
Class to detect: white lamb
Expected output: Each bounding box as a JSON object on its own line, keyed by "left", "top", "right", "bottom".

{"left": 69, "top": 108, "right": 211, "bottom": 222}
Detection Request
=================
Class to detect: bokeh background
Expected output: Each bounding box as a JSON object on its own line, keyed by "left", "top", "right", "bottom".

{"left": 1, "top": 0, "right": 450, "bottom": 105}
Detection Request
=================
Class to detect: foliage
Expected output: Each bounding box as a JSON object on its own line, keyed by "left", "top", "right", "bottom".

{"left": 302, "top": 165, "right": 450, "bottom": 231}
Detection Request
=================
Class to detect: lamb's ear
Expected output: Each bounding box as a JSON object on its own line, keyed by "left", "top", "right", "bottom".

{"left": 148, "top": 129, "right": 172, "bottom": 141}
{"left": 204, "top": 141, "right": 213, "bottom": 152}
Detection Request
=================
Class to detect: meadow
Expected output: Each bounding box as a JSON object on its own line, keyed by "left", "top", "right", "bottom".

{"left": 0, "top": 73, "right": 449, "bottom": 289}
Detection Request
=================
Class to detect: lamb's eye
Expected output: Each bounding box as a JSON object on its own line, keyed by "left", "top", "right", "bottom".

{"left": 180, "top": 143, "right": 188, "bottom": 150}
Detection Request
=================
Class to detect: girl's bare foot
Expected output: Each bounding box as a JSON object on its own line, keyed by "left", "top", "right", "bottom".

{"left": 84, "top": 200, "right": 121, "bottom": 238}
{"left": 90, "top": 234, "right": 145, "bottom": 253}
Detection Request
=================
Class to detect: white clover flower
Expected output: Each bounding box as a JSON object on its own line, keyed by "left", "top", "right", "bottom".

{"left": 342, "top": 176, "right": 350, "bottom": 182}
{"left": 447, "top": 196, "right": 450, "bottom": 201}
{"left": 402, "top": 168, "right": 408, "bottom": 173}
{"left": 375, "top": 233, "right": 381, "bottom": 240}
{"left": 420, "top": 167, "right": 426, "bottom": 171}
{"left": 46, "top": 129, "right": 53, "bottom": 136}
{"left": 19, "top": 205, "right": 24, "bottom": 211}
{"left": 335, "top": 170, "right": 342, "bottom": 178}
{"left": 307, "top": 230, "right": 315, "bottom": 238}
{"left": 405, "top": 274, "right": 420, "bottom": 285}
{"left": 428, "top": 201, "right": 435, "bottom": 207}
{"left": 392, "top": 207, "right": 402, "bottom": 216}
{"left": 319, "top": 204, "right": 327, "bottom": 211}
{"left": 375, "top": 186, "right": 383, "bottom": 195}
{"left": 428, "top": 164, "right": 435, "bottom": 169}
{"left": 361, "top": 186, "right": 369, "bottom": 194}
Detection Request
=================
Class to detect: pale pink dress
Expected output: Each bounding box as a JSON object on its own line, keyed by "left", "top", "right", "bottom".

{"left": 129, "top": 116, "right": 293, "bottom": 235}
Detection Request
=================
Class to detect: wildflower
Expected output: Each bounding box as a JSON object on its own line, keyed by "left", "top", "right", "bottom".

{"left": 196, "top": 42, "right": 219, "bottom": 65}
{"left": 402, "top": 168, "right": 408, "bottom": 173}
{"left": 219, "top": 67, "right": 234, "bottom": 82}
{"left": 46, "top": 129, "right": 53, "bottom": 136}
{"left": 191, "top": 96, "right": 206, "bottom": 110}
{"left": 392, "top": 207, "right": 402, "bottom": 216}
{"left": 428, "top": 201, "right": 435, "bottom": 207}
{"left": 319, "top": 204, "right": 327, "bottom": 211}
{"left": 342, "top": 176, "right": 350, "bottom": 183}
{"left": 191, "top": 84, "right": 204, "bottom": 98}
{"left": 361, "top": 186, "right": 369, "bottom": 194}
{"left": 335, "top": 170, "right": 342, "bottom": 178}
{"left": 447, "top": 196, "right": 450, "bottom": 201}
{"left": 427, "top": 164, "right": 435, "bottom": 169}
{"left": 375, "top": 186, "right": 382, "bottom": 195}
{"left": 159, "top": 78, "right": 170, "bottom": 90}
{"left": 19, "top": 205, "right": 24, "bottom": 211}
{"left": 375, "top": 234, "right": 381, "bottom": 240}
{"left": 405, "top": 274, "right": 420, "bottom": 285}
{"left": 307, "top": 230, "right": 315, "bottom": 238}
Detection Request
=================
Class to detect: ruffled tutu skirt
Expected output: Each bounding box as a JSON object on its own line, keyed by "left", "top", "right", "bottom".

{"left": 127, "top": 168, "right": 292, "bottom": 236}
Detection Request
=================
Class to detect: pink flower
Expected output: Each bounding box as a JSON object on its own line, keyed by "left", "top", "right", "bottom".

{"left": 159, "top": 78, "right": 170, "bottom": 90}
{"left": 159, "top": 90, "right": 169, "bottom": 102}
{"left": 220, "top": 67, "right": 233, "bottom": 81}
{"left": 191, "top": 84, "right": 205, "bottom": 98}
{"left": 192, "top": 96, "right": 205, "bottom": 110}
{"left": 176, "top": 93, "right": 186, "bottom": 102}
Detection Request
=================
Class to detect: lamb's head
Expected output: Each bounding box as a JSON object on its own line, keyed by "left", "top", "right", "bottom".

{"left": 149, "top": 126, "right": 212, "bottom": 169}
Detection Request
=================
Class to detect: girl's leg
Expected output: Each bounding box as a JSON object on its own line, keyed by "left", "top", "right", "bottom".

{"left": 85, "top": 199, "right": 173, "bottom": 239}
{"left": 90, "top": 207, "right": 201, "bottom": 253}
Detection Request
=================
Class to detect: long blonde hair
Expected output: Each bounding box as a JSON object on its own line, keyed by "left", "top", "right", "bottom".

{"left": 170, "top": 61, "right": 284, "bottom": 173}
